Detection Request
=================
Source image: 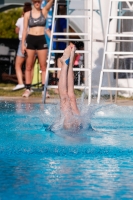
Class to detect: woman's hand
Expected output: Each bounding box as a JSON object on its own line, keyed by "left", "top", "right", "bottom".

{"left": 21, "top": 44, "right": 26, "bottom": 55}
{"left": 46, "top": 0, "right": 54, "bottom": 2}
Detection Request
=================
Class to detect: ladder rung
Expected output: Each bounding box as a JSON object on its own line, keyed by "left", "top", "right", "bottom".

{"left": 111, "top": 40, "right": 133, "bottom": 42}
{"left": 114, "top": 55, "right": 133, "bottom": 58}
{"left": 52, "top": 33, "right": 89, "bottom": 36}
{"left": 51, "top": 50, "right": 90, "bottom": 53}
{"left": 107, "top": 33, "right": 133, "bottom": 37}
{"left": 69, "top": 9, "right": 100, "bottom": 11}
{"left": 110, "top": 0, "right": 133, "bottom": 1}
{"left": 101, "top": 87, "right": 133, "bottom": 91}
{"left": 47, "top": 85, "right": 89, "bottom": 89}
{"left": 54, "top": 38, "right": 104, "bottom": 42}
{"left": 120, "top": 8, "right": 133, "bottom": 11}
{"left": 47, "top": 85, "right": 98, "bottom": 89}
{"left": 103, "top": 69, "right": 133, "bottom": 73}
{"left": 47, "top": 68, "right": 90, "bottom": 71}
{"left": 109, "top": 16, "right": 133, "bottom": 19}
{"left": 105, "top": 52, "right": 133, "bottom": 55}
{"left": 55, "top": 15, "right": 90, "bottom": 19}
{"left": 54, "top": 38, "right": 89, "bottom": 41}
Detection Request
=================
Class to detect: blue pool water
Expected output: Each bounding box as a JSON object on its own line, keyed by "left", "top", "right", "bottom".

{"left": 0, "top": 101, "right": 133, "bottom": 200}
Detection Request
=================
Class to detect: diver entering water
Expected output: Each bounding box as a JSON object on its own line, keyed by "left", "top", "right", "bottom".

{"left": 58, "top": 44, "right": 81, "bottom": 130}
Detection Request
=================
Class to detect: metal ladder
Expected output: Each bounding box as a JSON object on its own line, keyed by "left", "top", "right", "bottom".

{"left": 97, "top": 0, "right": 133, "bottom": 103}
{"left": 43, "top": 0, "right": 104, "bottom": 104}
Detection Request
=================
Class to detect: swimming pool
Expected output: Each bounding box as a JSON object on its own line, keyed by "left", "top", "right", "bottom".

{"left": 0, "top": 101, "right": 133, "bottom": 200}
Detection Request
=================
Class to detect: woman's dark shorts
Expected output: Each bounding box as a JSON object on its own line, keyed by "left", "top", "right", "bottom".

{"left": 26, "top": 34, "right": 48, "bottom": 50}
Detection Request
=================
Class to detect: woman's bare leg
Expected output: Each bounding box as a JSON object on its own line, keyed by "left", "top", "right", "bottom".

{"left": 68, "top": 46, "right": 80, "bottom": 115}
{"left": 37, "top": 49, "right": 48, "bottom": 85}
{"left": 25, "top": 49, "right": 36, "bottom": 84}
{"left": 22, "top": 49, "right": 35, "bottom": 97}
{"left": 37, "top": 49, "right": 50, "bottom": 97}
{"left": 15, "top": 56, "right": 25, "bottom": 84}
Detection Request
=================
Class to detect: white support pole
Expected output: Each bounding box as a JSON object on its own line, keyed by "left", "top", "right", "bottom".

{"left": 84, "top": 0, "right": 92, "bottom": 105}
{"left": 43, "top": 0, "right": 58, "bottom": 103}
{"left": 97, "top": 0, "right": 112, "bottom": 103}
{"left": 98, "top": 0, "right": 105, "bottom": 38}
{"left": 88, "top": 0, "right": 93, "bottom": 104}
{"left": 102, "top": 0, "right": 112, "bottom": 102}
{"left": 126, "top": 1, "right": 133, "bottom": 9}
{"left": 98, "top": 0, "right": 113, "bottom": 102}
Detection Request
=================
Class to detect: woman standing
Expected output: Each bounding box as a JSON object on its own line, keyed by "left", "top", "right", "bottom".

{"left": 13, "top": 2, "right": 32, "bottom": 91}
{"left": 21, "top": 0, "right": 53, "bottom": 97}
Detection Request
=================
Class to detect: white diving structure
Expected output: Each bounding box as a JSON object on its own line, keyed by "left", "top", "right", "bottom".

{"left": 43, "top": 0, "right": 104, "bottom": 105}
{"left": 97, "top": 0, "right": 133, "bottom": 103}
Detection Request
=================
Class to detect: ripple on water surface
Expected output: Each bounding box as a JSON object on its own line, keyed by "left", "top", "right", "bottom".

{"left": 0, "top": 101, "right": 133, "bottom": 199}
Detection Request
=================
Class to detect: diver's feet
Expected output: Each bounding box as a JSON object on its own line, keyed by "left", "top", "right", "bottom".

{"left": 69, "top": 45, "right": 76, "bottom": 66}
{"left": 60, "top": 46, "right": 71, "bottom": 66}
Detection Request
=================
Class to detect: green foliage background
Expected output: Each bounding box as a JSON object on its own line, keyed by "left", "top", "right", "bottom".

{"left": 0, "top": 8, "right": 23, "bottom": 38}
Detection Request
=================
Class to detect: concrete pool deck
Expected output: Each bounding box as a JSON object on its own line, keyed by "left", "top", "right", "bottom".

{"left": 0, "top": 96, "right": 59, "bottom": 104}
{"left": 0, "top": 96, "right": 133, "bottom": 106}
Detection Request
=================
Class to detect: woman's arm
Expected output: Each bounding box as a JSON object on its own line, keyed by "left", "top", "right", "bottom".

{"left": 15, "top": 18, "right": 21, "bottom": 34}
{"left": 45, "top": 28, "right": 51, "bottom": 38}
{"left": 15, "top": 27, "right": 19, "bottom": 34}
{"left": 42, "top": 0, "right": 54, "bottom": 17}
{"left": 21, "top": 12, "right": 29, "bottom": 54}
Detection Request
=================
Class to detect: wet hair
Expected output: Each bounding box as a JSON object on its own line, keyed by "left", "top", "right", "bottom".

{"left": 71, "top": 41, "right": 84, "bottom": 50}
{"left": 23, "top": 2, "right": 32, "bottom": 13}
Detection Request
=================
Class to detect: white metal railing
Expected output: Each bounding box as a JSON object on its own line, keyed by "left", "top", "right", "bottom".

{"left": 97, "top": 0, "right": 133, "bottom": 103}
{"left": 43, "top": 0, "right": 104, "bottom": 104}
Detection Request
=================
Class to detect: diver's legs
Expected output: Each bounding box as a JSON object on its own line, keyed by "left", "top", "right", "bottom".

{"left": 68, "top": 46, "right": 80, "bottom": 115}
{"left": 58, "top": 46, "right": 72, "bottom": 114}
{"left": 58, "top": 46, "right": 71, "bottom": 98}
